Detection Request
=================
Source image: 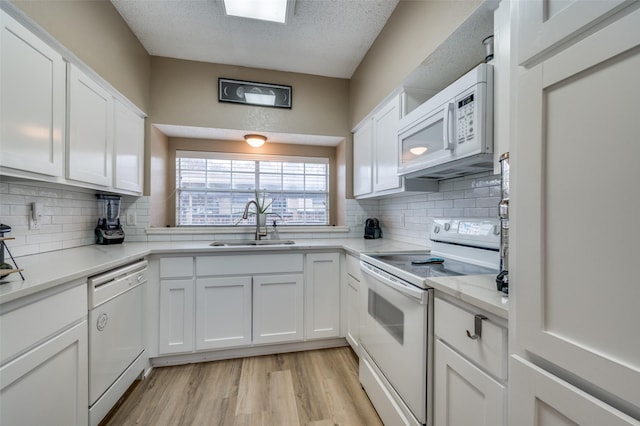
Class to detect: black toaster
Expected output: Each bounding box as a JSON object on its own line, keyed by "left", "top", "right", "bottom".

{"left": 364, "top": 218, "right": 382, "bottom": 239}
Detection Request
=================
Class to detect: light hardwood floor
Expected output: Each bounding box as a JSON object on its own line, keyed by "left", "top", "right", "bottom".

{"left": 101, "top": 347, "right": 383, "bottom": 426}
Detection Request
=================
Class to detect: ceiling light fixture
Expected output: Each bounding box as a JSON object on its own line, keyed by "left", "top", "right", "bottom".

{"left": 222, "top": 0, "right": 295, "bottom": 24}
{"left": 245, "top": 134, "right": 267, "bottom": 148}
{"left": 410, "top": 146, "right": 428, "bottom": 156}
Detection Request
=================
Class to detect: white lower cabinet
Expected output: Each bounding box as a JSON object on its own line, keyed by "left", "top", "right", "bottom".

{"left": 510, "top": 356, "right": 639, "bottom": 426}
{"left": 0, "top": 321, "right": 88, "bottom": 426}
{"left": 434, "top": 340, "right": 506, "bottom": 426}
{"left": 253, "top": 274, "right": 304, "bottom": 344}
{"left": 195, "top": 276, "right": 252, "bottom": 350}
{"left": 0, "top": 283, "right": 88, "bottom": 426}
{"left": 304, "top": 252, "right": 340, "bottom": 340}
{"left": 345, "top": 253, "right": 361, "bottom": 354}
{"left": 434, "top": 296, "right": 507, "bottom": 426}
{"left": 158, "top": 279, "right": 194, "bottom": 354}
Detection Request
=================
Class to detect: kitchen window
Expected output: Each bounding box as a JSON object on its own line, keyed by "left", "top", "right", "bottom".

{"left": 176, "top": 151, "right": 329, "bottom": 226}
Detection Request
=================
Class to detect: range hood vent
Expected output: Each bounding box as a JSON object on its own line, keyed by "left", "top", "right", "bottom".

{"left": 401, "top": 153, "right": 494, "bottom": 180}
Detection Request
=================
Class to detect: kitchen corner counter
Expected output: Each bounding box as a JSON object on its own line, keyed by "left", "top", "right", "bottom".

{"left": 427, "top": 274, "right": 509, "bottom": 319}
{"left": 0, "top": 238, "right": 426, "bottom": 305}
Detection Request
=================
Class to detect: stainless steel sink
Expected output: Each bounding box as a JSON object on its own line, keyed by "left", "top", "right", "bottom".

{"left": 209, "top": 240, "right": 295, "bottom": 246}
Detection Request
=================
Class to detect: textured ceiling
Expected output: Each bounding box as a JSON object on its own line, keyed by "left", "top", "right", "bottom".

{"left": 110, "top": 0, "right": 400, "bottom": 79}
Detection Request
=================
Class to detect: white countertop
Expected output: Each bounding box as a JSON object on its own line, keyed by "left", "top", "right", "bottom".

{"left": 427, "top": 275, "right": 509, "bottom": 319}
{"left": 0, "top": 238, "right": 509, "bottom": 317}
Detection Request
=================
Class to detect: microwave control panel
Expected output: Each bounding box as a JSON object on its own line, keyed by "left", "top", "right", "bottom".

{"left": 457, "top": 93, "right": 475, "bottom": 144}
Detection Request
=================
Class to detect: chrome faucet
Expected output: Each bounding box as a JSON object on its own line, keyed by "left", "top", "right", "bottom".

{"left": 242, "top": 200, "right": 267, "bottom": 240}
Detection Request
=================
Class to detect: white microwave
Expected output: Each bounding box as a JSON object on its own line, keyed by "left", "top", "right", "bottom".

{"left": 397, "top": 64, "right": 493, "bottom": 179}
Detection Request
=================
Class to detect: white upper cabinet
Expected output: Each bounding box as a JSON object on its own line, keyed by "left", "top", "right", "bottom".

{"left": 513, "top": 5, "right": 640, "bottom": 412}
{"left": 67, "top": 64, "right": 113, "bottom": 187}
{"left": 517, "top": 0, "right": 633, "bottom": 65}
{"left": 113, "top": 99, "right": 144, "bottom": 194}
{"left": 0, "top": 10, "right": 65, "bottom": 177}
{"left": 372, "top": 96, "right": 402, "bottom": 193}
{"left": 353, "top": 118, "right": 373, "bottom": 197}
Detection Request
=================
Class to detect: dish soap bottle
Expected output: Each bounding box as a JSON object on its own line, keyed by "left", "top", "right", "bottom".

{"left": 271, "top": 220, "right": 280, "bottom": 240}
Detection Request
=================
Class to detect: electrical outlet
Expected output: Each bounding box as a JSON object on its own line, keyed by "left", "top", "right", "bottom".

{"left": 127, "top": 212, "right": 137, "bottom": 226}
{"left": 356, "top": 215, "right": 364, "bottom": 225}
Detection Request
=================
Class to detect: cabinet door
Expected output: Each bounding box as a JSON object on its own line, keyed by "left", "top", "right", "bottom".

{"left": 113, "top": 99, "right": 144, "bottom": 194}
{"left": 68, "top": 64, "right": 113, "bottom": 186}
{"left": 516, "top": 0, "right": 632, "bottom": 65}
{"left": 510, "top": 356, "right": 639, "bottom": 426}
{"left": 513, "top": 8, "right": 640, "bottom": 409}
{"left": 0, "top": 10, "right": 65, "bottom": 177}
{"left": 373, "top": 95, "right": 402, "bottom": 193}
{"left": 195, "top": 276, "right": 252, "bottom": 350}
{"left": 0, "top": 321, "right": 88, "bottom": 426}
{"left": 305, "top": 252, "right": 340, "bottom": 339}
{"left": 253, "top": 274, "right": 303, "bottom": 345}
{"left": 434, "top": 340, "right": 506, "bottom": 426}
{"left": 345, "top": 275, "right": 360, "bottom": 354}
{"left": 353, "top": 119, "right": 373, "bottom": 197}
{"left": 159, "top": 279, "right": 194, "bottom": 354}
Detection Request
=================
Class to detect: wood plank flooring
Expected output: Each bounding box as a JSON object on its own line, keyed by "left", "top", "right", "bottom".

{"left": 101, "top": 347, "right": 382, "bottom": 426}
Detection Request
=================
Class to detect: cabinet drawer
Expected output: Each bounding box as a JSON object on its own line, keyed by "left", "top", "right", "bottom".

{"left": 346, "top": 254, "right": 361, "bottom": 280}
{"left": 160, "top": 257, "right": 194, "bottom": 278}
{"left": 434, "top": 297, "right": 507, "bottom": 380}
{"left": 0, "top": 283, "right": 86, "bottom": 365}
{"left": 196, "top": 254, "right": 303, "bottom": 276}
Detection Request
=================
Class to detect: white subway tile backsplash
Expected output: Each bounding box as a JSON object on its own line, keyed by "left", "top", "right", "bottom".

{"left": 1, "top": 171, "right": 502, "bottom": 255}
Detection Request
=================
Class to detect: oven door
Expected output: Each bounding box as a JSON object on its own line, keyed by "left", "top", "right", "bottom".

{"left": 359, "top": 261, "right": 432, "bottom": 424}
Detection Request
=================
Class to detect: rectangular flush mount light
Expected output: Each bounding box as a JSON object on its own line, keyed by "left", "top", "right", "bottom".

{"left": 222, "top": 0, "right": 294, "bottom": 24}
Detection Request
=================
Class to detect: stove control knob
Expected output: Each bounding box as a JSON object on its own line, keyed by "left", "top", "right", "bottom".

{"left": 444, "top": 223, "right": 451, "bottom": 231}
{"left": 433, "top": 226, "right": 440, "bottom": 233}
{"left": 493, "top": 224, "right": 500, "bottom": 235}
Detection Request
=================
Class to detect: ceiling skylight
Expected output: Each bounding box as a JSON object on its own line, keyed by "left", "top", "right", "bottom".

{"left": 222, "top": 0, "right": 293, "bottom": 24}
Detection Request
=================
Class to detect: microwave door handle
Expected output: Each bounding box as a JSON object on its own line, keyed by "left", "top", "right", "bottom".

{"left": 443, "top": 102, "right": 455, "bottom": 151}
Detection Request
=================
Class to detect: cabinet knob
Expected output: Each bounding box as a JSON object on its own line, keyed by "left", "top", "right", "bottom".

{"left": 466, "top": 314, "right": 487, "bottom": 340}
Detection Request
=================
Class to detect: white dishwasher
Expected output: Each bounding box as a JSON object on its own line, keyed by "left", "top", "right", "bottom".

{"left": 88, "top": 259, "right": 147, "bottom": 426}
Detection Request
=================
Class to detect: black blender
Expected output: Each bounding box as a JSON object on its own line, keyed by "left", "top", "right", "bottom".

{"left": 95, "top": 194, "right": 125, "bottom": 245}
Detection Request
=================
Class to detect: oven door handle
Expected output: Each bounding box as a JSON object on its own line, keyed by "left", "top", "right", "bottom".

{"left": 360, "top": 262, "right": 427, "bottom": 304}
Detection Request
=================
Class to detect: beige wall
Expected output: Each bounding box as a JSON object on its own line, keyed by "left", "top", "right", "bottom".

{"left": 12, "top": 0, "right": 151, "bottom": 112}
{"left": 150, "top": 57, "right": 350, "bottom": 138}
{"left": 166, "top": 138, "right": 337, "bottom": 227}
{"left": 349, "top": 0, "right": 482, "bottom": 128}
{"left": 149, "top": 126, "right": 169, "bottom": 226}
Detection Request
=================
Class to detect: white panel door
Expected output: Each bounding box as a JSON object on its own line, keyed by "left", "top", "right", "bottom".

{"left": 434, "top": 340, "right": 506, "bottom": 426}
{"left": 67, "top": 64, "right": 113, "bottom": 186}
{"left": 158, "top": 279, "right": 194, "bottom": 354}
{"left": 353, "top": 118, "right": 373, "bottom": 197}
{"left": 510, "top": 356, "right": 639, "bottom": 426}
{"left": 253, "top": 274, "right": 303, "bottom": 345}
{"left": 513, "top": 7, "right": 640, "bottom": 409}
{"left": 516, "top": 0, "right": 633, "bottom": 65}
{"left": 345, "top": 275, "right": 360, "bottom": 354}
{"left": 305, "top": 252, "right": 340, "bottom": 339}
{"left": 0, "top": 321, "right": 88, "bottom": 426}
{"left": 195, "top": 276, "right": 252, "bottom": 350}
{"left": 373, "top": 95, "right": 402, "bottom": 193}
{"left": 0, "top": 10, "right": 65, "bottom": 177}
{"left": 113, "top": 99, "right": 144, "bottom": 194}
